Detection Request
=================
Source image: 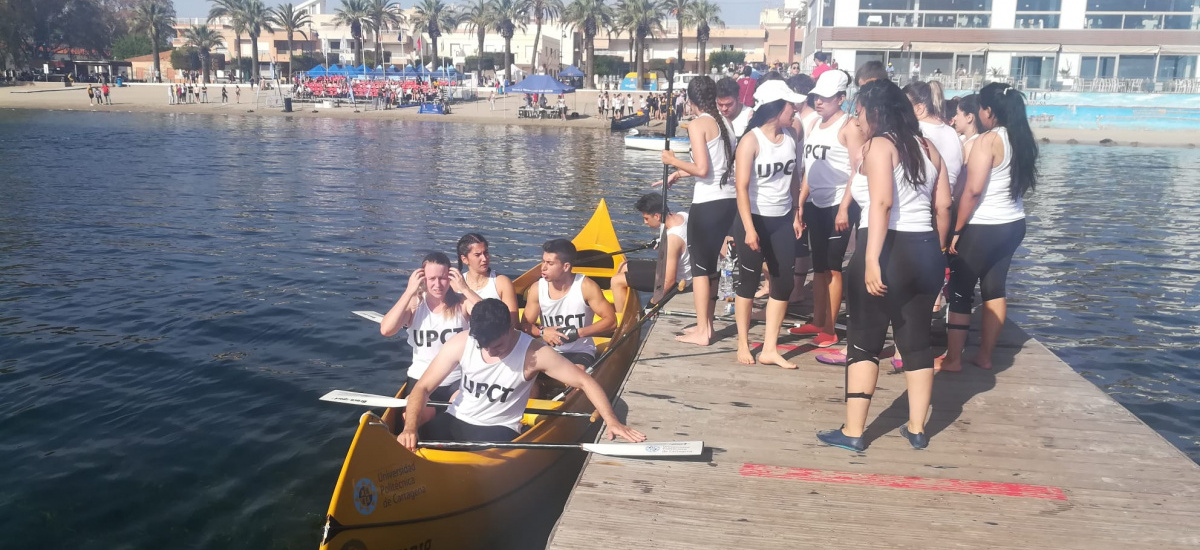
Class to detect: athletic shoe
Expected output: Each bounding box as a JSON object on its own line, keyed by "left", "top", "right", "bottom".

{"left": 789, "top": 323, "right": 822, "bottom": 336}
{"left": 813, "top": 332, "right": 839, "bottom": 348}
{"left": 890, "top": 357, "right": 904, "bottom": 371}
{"left": 817, "top": 428, "right": 865, "bottom": 452}
{"left": 900, "top": 425, "right": 928, "bottom": 450}
{"left": 815, "top": 351, "right": 847, "bottom": 365}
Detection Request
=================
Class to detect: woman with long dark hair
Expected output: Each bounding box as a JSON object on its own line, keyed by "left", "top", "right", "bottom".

{"left": 816, "top": 79, "right": 952, "bottom": 452}
{"left": 457, "top": 233, "right": 519, "bottom": 327}
{"left": 731, "top": 81, "right": 806, "bottom": 369}
{"left": 660, "top": 76, "right": 737, "bottom": 347}
{"left": 938, "top": 82, "right": 1037, "bottom": 373}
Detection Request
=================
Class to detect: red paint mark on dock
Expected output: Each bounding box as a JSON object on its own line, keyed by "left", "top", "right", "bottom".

{"left": 750, "top": 342, "right": 807, "bottom": 352}
{"left": 739, "top": 463, "right": 1068, "bottom": 501}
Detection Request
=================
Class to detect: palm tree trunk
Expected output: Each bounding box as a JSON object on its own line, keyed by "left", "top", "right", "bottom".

{"left": 532, "top": 18, "right": 542, "bottom": 73}
{"left": 287, "top": 34, "right": 295, "bottom": 79}
{"left": 677, "top": 16, "right": 684, "bottom": 69}
{"left": 635, "top": 34, "right": 644, "bottom": 90}
{"left": 234, "top": 33, "right": 242, "bottom": 79}
{"left": 699, "top": 40, "right": 706, "bottom": 75}
{"left": 251, "top": 34, "right": 261, "bottom": 82}
{"left": 432, "top": 37, "right": 439, "bottom": 67}
{"left": 585, "top": 34, "right": 595, "bottom": 89}
{"left": 477, "top": 32, "right": 485, "bottom": 76}
{"left": 504, "top": 37, "right": 512, "bottom": 83}
{"left": 151, "top": 31, "right": 161, "bottom": 82}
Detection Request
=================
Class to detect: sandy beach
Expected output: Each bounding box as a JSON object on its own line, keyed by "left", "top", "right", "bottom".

{"left": 2, "top": 82, "right": 1197, "bottom": 148}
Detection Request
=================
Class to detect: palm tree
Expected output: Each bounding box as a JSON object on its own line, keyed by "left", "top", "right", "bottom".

{"left": 411, "top": 0, "right": 459, "bottom": 69}
{"left": 333, "top": 0, "right": 369, "bottom": 66}
{"left": 270, "top": 3, "right": 312, "bottom": 79}
{"left": 240, "top": 0, "right": 275, "bottom": 83}
{"left": 563, "top": 0, "right": 613, "bottom": 88}
{"left": 688, "top": 0, "right": 721, "bottom": 75}
{"left": 208, "top": 0, "right": 246, "bottom": 75}
{"left": 528, "top": 0, "right": 563, "bottom": 73}
{"left": 491, "top": 0, "right": 530, "bottom": 84}
{"left": 616, "top": 0, "right": 664, "bottom": 90}
{"left": 460, "top": 0, "right": 495, "bottom": 76}
{"left": 664, "top": 0, "right": 692, "bottom": 70}
{"left": 365, "top": 0, "right": 403, "bottom": 68}
{"left": 131, "top": 0, "right": 175, "bottom": 83}
{"left": 183, "top": 25, "right": 225, "bottom": 83}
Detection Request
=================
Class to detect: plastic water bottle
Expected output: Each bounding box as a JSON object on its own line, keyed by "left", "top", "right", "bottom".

{"left": 717, "top": 241, "right": 736, "bottom": 314}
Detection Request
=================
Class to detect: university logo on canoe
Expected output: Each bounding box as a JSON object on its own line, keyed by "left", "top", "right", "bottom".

{"left": 354, "top": 478, "right": 378, "bottom": 515}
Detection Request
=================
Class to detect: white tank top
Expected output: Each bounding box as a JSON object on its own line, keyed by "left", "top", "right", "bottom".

{"left": 850, "top": 140, "right": 937, "bottom": 232}
{"left": 727, "top": 105, "right": 753, "bottom": 141}
{"left": 748, "top": 127, "right": 798, "bottom": 217}
{"left": 448, "top": 333, "right": 537, "bottom": 431}
{"left": 537, "top": 274, "right": 596, "bottom": 356}
{"left": 803, "top": 113, "right": 852, "bottom": 208}
{"left": 471, "top": 274, "right": 500, "bottom": 301}
{"left": 955, "top": 133, "right": 981, "bottom": 194}
{"left": 971, "top": 127, "right": 1025, "bottom": 225}
{"left": 405, "top": 300, "right": 468, "bottom": 385}
{"left": 691, "top": 113, "right": 736, "bottom": 203}
{"left": 918, "top": 120, "right": 963, "bottom": 192}
{"left": 665, "top": 212, "right": 692, "bottom": 282}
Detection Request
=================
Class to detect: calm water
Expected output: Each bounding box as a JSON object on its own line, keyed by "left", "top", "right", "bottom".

{"left": 1, "top": 111, "right": 1197, "bottom": 549}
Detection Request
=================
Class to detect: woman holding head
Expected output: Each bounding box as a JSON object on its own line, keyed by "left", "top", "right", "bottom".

{"left": 731, "top": 80, "right": 807, "bottom": 369}
{"left": 659, "top": 76, "right": 737, "bottom": 347}
{"left": 816, "top": 79, "right": 951, "bottom": 452}
{"left": 938, "top": 83, "right": 1038, "bottom": 373}
{"left": 457, "top": 233, "right": 519, "bottom": 327}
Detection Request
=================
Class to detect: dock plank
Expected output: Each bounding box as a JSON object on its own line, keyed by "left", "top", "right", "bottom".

{"left": 548, "top": 303, "right": 1200, "bottom": 549}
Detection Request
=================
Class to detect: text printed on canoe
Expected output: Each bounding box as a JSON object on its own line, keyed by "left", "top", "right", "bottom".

{"left": 364, "top": 463, "right": 428, "bottom": 512}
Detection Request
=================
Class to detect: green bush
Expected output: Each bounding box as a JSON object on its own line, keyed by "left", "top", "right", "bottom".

{"left": 170, "top": 47, "right": 200, "bottom": 71}
{"left": 290, "top": 54, "right": 322, "bottom": 73}
{"left": 708, "top": 50, "right": 746, "bottom": 69}
{"left": 237, "top": 57, "right": 254, "bottom": 78}
{"left": 112, "top": 34, "right": 154, "bottom": 61}
{"left": 593, "top": 55, "right": 629, "bottom": 76}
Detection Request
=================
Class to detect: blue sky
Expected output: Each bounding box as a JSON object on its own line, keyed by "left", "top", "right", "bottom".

{"left": 173, "top": 0, "right": 768, "bottom": 26}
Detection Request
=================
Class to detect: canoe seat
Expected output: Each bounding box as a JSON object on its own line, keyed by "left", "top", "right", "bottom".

{"left": 521, "top": 398, "right": 569, "bottom": 427}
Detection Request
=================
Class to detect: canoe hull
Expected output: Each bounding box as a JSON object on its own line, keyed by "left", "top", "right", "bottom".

{"left": 609, "top": 113, "right": 648, "bottom": 131}
{"left": 624, "top": 135, "right": 690, "bottom": 152}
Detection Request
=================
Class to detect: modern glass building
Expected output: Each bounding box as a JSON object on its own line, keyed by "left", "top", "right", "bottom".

{"left": 800, "top": 0, "right": 1200, "bottom": 90}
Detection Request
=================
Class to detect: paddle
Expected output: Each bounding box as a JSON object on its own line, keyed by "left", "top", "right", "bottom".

{"left": 573, "top": 239, "right": 658, "bottom": 264}
{"left": 418, "top": 439, "right": 703, "bottom": 457}
{"left": 651, "top": 58, "right": 678, "bottom": 305}
{"left": 320, "top": 390, "right": 593, "bottom": 418}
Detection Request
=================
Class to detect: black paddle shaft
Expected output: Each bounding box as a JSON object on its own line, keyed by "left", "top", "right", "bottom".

{"left": 652, "top": 60, "right": 678, "bottom": 304}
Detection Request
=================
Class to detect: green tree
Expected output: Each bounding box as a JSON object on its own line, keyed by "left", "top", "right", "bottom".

{"left": 112, "top": 33, "right": 154, "bottom": 60}
{"left": 333, "top": 0, "right": 368, "bottom": 66}
{"left": 591, "top": 54, "right": 627, "bottom": 76}
{"left": 663, "top": 0, "right": 691, "bottom": 70}
{"left": 459, "top": 0, "right": 495, "bottom": 76}
{"left": 528, "top": 0, "right": 563, "bottom": 72}
{"left": 706, "top": 49, "right": 741, "bottom": 73}
{"left": 491, "top": 0, "right": 529, "bottom": 83}
{"left": 616, "top": 0, "right": 665, "bottom": 90}
{"left": 170, "top": 46, "right": 200, "bottom": 70}
{"left": 270, "top": 3, "right": 312, "bottom": 78}
{"left": 239, "top": 0, "right": 273, "bottom": 82}
{"left": 208, "top": 0, "right": 247, "bottom": 76}
{"left": 182, "top": 24, "right": 224, "bottom": 83}
{"left": 411, "top": 0, "right": 459, "bottom": 68}
{"left": 131, "top": 0, "right": 175, "bottom": 82}
{"left": 290, "top": 53, "right": 321, "bottom": 72}
{"left": 364, "top": 0, "right": 403, "bottom": 68}
{"left": 563, "top": 0, "right": 614, "bottom": 88}
{"left": 689, "top": 0, "right": 722, "bottom": 74}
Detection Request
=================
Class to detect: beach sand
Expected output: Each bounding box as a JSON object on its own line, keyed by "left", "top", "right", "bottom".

{"left": 3, "top": 82, "right": 1197, "bottom": 148}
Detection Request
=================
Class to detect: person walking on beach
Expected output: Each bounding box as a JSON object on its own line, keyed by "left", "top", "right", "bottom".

{"left": 221, "top": 86, "right": 228, "bottom": 104}
{"left": 488, "top": 88, "right": 496, "bottom": 110}
{"left": 101, "top": 83, "right": 111, "bottom": 105}
{"left": 938, "top": 83, "right": 1038, "bottom": 373}
{"left": 731, "top": 80, "right": 807, "bottom": 369}
{"left": 87, "top": 84, "right": 95, "bottom": 106}
{"left": 201, "top": 85, "right": 208, "bottom": 104}
{"left": 657, "top": 76, "right": 736, "bottom": 347}
{"left": 168, "top": 84, "right": 176, "bottom": 105}
{"left": 235, "top": 85, "right": 241, "bottom": 104}
{"left": 816, "top": 78, "right": 951, "bottom": 453}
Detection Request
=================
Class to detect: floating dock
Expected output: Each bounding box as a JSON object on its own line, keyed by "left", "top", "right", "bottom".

{"left": 548, "top": 305, "right": 1200, "bottom": 548}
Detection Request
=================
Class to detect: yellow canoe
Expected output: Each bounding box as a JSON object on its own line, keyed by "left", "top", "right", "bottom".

{"left": 320, "top": 199, "right": 640, "bottom": 550}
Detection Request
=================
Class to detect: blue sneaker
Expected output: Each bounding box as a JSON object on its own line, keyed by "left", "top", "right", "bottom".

{"left": 900, "top": 425, "right": 929, "bottom": 449}
{"left": 817, "top": 428, "right": 865, "bottom": 452}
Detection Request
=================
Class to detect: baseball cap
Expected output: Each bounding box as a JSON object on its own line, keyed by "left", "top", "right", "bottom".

{"left": 753, "top": 80, "right": 807, "bottom": 105}
{"left": 810, "top": 70, "right": 849, "bottom": 98}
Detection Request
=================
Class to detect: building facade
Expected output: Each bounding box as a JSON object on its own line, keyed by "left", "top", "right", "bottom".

{"left": 802, "top": 0, "right": 1200, "bottom": 89}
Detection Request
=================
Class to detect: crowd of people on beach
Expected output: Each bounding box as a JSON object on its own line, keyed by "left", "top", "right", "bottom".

{"left": 597, "top": 90, "right": 684, "bottom": 121}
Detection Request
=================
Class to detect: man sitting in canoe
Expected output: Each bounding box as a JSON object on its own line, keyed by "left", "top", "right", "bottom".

{"left": 521, "top": 239, "right": 617, "bottom": 370}
{"left": 398, "top": 298, "right": 647, "bottom": 447}
{"left": 610, "top": 192, "right": 690, "bottom": 309}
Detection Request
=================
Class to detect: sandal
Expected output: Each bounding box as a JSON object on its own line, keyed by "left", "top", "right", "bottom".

{"left": 816, "top": 351, "right": 847, "bottom": 365}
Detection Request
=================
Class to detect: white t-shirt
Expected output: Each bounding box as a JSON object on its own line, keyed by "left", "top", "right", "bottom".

{"left": 747, "top": 127, "right": 798, "bottom": 217}
{"left": 919, "top": 120, "right": 963, "bottom": 191}
{"left": 726, "top": 105, "right": 753, "bottom": 141}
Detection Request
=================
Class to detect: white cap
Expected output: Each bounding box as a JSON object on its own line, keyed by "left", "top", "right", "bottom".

{"left": 810, "top": 70, "right": 849, "bottom": 98}
{"left": 753, "top": 80, "right": 806, "bottom": 105}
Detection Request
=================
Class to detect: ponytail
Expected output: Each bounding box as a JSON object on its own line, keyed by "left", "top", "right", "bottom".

{"left": 979, "top": 82, "right": 1038, "bottom": 200}
{"left": 742, "top": 99, "right": 787, "bottom": 140}
{"left": 687, "top": 76, "right": 734, "bottom": 187}
{"left": 958, "top": 93, "right": 983, "bottom": 134}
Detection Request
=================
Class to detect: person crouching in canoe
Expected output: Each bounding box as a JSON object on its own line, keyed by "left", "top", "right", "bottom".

{"left": 610, "top": 192, "right": 691, "bottom": 309}
{"left": 521, "top": 239, "right": 618, "bottom": 370}
{"left": 398, "top": 298, "right": 647, "bottom": 447}
{"left": 380, "top": 252, "right": 481, "bottom": 430}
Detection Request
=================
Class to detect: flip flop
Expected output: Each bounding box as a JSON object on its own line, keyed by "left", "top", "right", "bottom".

{"left": 815, "top": 350, "right": 846, "bottom": 365}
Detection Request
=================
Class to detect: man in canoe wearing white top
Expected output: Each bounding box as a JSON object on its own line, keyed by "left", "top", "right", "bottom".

{"left": 521, "top": 239, "right": 618, "bottom": 369}
{"left": 609, "top": 192, "right": 690, "bottom": 310}
{"left": 399, "top": 298, "right": 646, "bottom": 446}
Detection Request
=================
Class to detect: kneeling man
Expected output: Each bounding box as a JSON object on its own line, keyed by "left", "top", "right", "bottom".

{"left": 399, "top": 298, "right": 646, "bottom": 447}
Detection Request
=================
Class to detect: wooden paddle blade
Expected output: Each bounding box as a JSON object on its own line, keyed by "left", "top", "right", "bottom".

{"left": 352, "top": 310, "right": 384, "bottom": 323}
{"left": 581, "top": 440, "right": 704, "bottom": 457}
{"left": 320, "top": 390, "right": 407, "bottom": 408}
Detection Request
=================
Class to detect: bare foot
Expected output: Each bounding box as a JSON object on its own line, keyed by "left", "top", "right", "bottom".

{"left": 675, "top": 330, "right": 712, "bottom": 346}
{"left": 935, "top": 356, "right": 962, "bottom": 373}
{"left": 757, "top": 350, "right": 798, "bottom": 370}
{"left": 736, "top": 344, "right": 756, "bottom": 365}
{"left": 970, "top": 355, "right": 993, "bottom": 370}
{"left": 681, "top": 324, "right": 698, "bottom": 335}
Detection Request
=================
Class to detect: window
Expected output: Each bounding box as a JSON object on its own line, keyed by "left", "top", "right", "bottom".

{"left": 1086, "top": 0, "right": 1199, "bottom": 29}
{"left": 1157, "top": 55, "right": 1197, "bottom": 79}
{"left": 1015, "top": 14, "right": 1060, "bottom": 27}
{"left": 1081, "top": 55, "right": 1117, "bottom": 78}
{"left": 329, "top": 40, "right": 340, "bottom": 50}
{"left": 822, "top": 0, "right": 836, "bottom": 26}
{"left": 921, "top": 0, "right": 991, "bottom": 10}
{"left": 1117, "top": 55, "right": 1155, "bottom": 78}
{"left": 1088, "top": 0, "right": 1198, "bottom": 10}
{"left": 860, "top": 0, "right": 916, "bottom": 8}
{"left": 1017, "top": 0, "right": 1060, "bottom": 9}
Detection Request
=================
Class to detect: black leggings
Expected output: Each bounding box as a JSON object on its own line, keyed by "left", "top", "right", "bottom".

{"left": 687, "top": 198, "right": 738, "bottom": 276}
{"left": 424, "top": 413, "right": 520, "bottom": 443}
{"left": 803, "top": 202, "right": 860, "bottom": 273}
{"left": 948, "top": 219, "right": 1026, "bottom": 314}
{"left": 845, "top": 229, "right": 945, "bottom": 371}
{"left": 733, "top": 213, "right": 796, "bottom": 301}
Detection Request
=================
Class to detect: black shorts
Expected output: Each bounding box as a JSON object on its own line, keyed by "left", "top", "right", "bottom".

{"left": 561, "top": 352, "right": 596, "bottom": 368}
{"left": 803, "top": 201, "right": 860, "bottom": 273}
{"left": 624, "top": 259, "right": 657, "bottom": 292}
{"left": 687, "top": 198, "right": 738, "bottom": 276}
{"left": 732, "top": 213, "right": 797, "bottom": 301}
{"left": 401, "top": 377, "right": 459, "bottom": 403}
{"left": 424, "top": 413, "right": 520, "bottom": 443}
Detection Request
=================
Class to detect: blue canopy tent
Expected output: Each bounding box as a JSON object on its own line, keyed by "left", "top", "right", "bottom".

{"left": 559, "top": 65, "right": 584, "bottom": 78}
{"left": 306, "top": 64, "right": 329, "bottom": 77}
{"left": 509, "top": 74, "right": 575, "bottom": 94}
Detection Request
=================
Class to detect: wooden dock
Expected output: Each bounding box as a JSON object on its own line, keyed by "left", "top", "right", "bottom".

{"left": 548, "top": 304, "right": 1200, "bottom": 549}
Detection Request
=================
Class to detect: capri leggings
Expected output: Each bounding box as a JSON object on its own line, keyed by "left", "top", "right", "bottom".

{"left": 845, "top": 229, "right": 945, "bottom": 371}
{"left": 948, "top": 219, "right": 1026, "bottom": 314}
{"left": 687, "top": 198, "right": 738, "bottom": 277}
{"left": 803, "top": 201, "right": 860, "bottom": 273}
{"left": 732, "top": 213, "right": 796, "bottom": 301}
